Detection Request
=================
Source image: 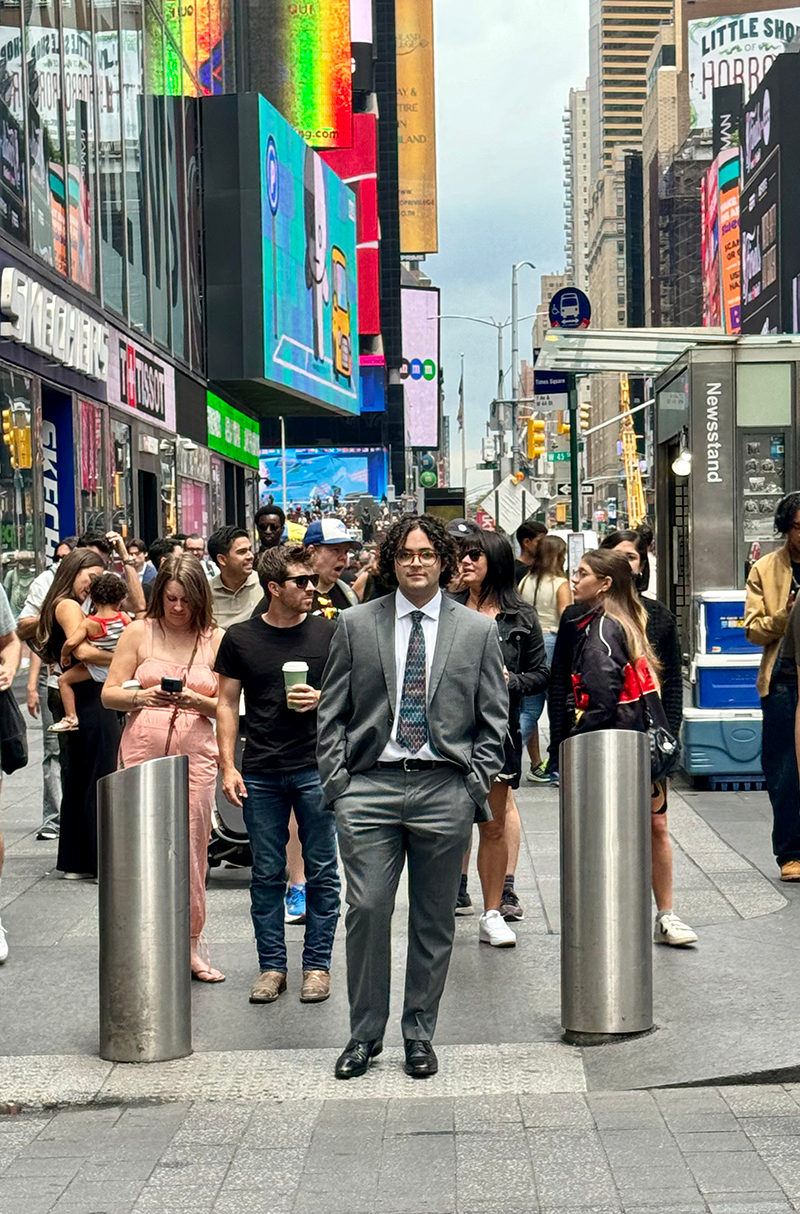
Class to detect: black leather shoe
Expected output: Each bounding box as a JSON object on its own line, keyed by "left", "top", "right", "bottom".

{"left": 404, "top": 1039, "right": 438, "bottom": 1078}
{"left": 334, "top": 1038, "right": 383, "bottom": 1080}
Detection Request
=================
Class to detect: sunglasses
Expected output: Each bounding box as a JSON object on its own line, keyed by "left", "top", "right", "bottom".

{"left": 461, "top": 547, "right": 483, "bottom": 562}
{"left": 283, "top": 573, "right": 320, "bottom": 589}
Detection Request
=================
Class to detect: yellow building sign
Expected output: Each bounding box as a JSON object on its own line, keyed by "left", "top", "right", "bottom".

{"left": 396, "top": 0, "right": 439, "bottom": 254}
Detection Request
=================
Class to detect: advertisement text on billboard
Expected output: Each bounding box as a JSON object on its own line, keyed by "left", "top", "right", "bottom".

{"left": 402, "top": 286, "right": 439, "bottom": 449}
{"left": 396, "top": 0, "right": 438, "bottom": 255}
{"left": 688, "top": 10, "right": 800, "bottom": 131}
{"left": 740, "top": 146, "right": 780, "bottom": 333}
{"left": 718, "top": 150, "right": 741, "bottom": 334}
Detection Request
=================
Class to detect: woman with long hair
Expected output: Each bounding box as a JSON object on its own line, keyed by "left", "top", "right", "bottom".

{"left": 103, "top": 554, "right": 226, "bottom": 981}
{"left": 599, "top": 529, "right": 696, "bottom": 947}
{"left": 518, "top": 535, "right": 572, "bottom": 781}
{"left": 453, "top": 531, "right": 548, "bottom": 945}
{"left": 36, "top": 549, "right": 114, "bottom": 879}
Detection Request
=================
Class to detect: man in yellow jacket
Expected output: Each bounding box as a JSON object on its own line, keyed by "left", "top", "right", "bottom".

{"left": 744, "top": 493, "right": 800, "bottom": 880}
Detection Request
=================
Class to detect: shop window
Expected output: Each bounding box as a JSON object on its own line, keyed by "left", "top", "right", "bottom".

{"left": 95, "top": 0, "right": 125, "bottom": 314}
{"left": 210, "top": 456, "right": 224, "bottom": 529}
{"left": 0, "top": 2, "right": 27, "bottom": 244}
{"left": 159, "top": 436, "right": 176, "bottom": 534}
{"left": 62, "top": 0, "right": 96, "bottom": 293}
{"left": 79, "top": 399, "right": 106, "bottom": 533}
{"left": 26, "top": 0, "right": 67, "bottom": 273}
{"left": 0, "top": 365, "right": 34, "bottom": 616}
{"left": 121, "top": 0, "right": 149, "bottom": 330}
{"left": 110, "top": 419, "right": 133, "bottom": 536}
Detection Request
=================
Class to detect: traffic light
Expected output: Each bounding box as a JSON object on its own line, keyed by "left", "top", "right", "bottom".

{"left": 1, "top": 408, "right": 14, "bottom": 467}
{"left": 580, "top": 403, "right": 591, "bottom": 431}
{"left": 527, "top": 418, "right": 546, "bottom": 460}
{"left": 557, "top": 410, "right": 571, "bottom": 436}
{"left": 13, "top": 426, "right": 31, "bottom": 469}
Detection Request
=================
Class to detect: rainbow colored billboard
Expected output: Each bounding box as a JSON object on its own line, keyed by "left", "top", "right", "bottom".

{"left": 256, "top": 0, "right": 352, "bottom": 148}
{"left": 149, "top": 1, "right": 233, "bottom": 97}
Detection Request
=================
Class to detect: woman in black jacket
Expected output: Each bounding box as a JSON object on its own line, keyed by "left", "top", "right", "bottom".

{"left": 452, "top": 531, "right": 548, "bottom": 945}
{"left": 583, "top": 536, "right": 696, "bottom": 948}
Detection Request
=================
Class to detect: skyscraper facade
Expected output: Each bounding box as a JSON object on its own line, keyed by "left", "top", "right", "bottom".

{"left": 563, "top": 86, "right": 591, "bottom": 292}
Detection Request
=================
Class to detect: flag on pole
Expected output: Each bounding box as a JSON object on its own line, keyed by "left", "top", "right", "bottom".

{"left": 457, "top": 366, "right": 464, "bottom": 431}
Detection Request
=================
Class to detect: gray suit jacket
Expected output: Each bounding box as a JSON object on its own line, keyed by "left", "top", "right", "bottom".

{"left": 316, "top": 592, "right": 509, "bottom": 814}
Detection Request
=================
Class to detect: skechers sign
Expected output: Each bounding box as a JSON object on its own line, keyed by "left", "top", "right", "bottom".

{"left": 0, "top": 267, "right": 108, "bottom": 380}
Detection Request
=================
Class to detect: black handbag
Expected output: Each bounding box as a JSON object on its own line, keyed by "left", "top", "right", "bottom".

{"left": 0, "top": 687, "right": 28, "bottom": 775}
{"left": 628, "top": 659, "right": 681, "bottom": 783}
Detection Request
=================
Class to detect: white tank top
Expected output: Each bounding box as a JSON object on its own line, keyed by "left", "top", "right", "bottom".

{"left": 518, "top": 573, "right": 568, "bottom": 632}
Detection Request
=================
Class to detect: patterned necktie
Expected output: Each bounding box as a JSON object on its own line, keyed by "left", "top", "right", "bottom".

{"left": 396, "top": 610, "right": 428, "bottom": 753}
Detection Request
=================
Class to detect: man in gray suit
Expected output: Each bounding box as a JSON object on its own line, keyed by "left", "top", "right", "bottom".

{"left": 317, "top": 514, "right": 508, "bottom": 1079}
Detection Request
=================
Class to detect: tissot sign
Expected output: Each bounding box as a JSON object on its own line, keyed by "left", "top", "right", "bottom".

{"left": 0, "top": 267, "right": 108, "bottom": 380}
{"left": 107, "top": 328, "right": 176, "bottom": 431}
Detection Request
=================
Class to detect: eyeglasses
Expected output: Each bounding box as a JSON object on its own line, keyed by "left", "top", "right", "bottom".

{"left": 460, "top": 547, "right": 483, "bottom": 562}
{"left": 283, "top": 573, "right": 320, "bottom": 589}
{"left": 396, "top": 549, "right": 438, "bottom": 566}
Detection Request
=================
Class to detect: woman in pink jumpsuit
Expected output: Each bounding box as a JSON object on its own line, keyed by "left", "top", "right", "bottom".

{"left": 103, "top": 554, "right": 226, "bottom": 982}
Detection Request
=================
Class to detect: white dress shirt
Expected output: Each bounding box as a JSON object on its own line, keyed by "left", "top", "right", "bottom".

{"left": 378, "top": 588, "right": 443, "bottom": 762}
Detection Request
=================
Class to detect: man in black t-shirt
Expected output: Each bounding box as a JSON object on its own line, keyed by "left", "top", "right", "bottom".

{"left": 216, "top": 545, "right": 340, "bottom": 1006}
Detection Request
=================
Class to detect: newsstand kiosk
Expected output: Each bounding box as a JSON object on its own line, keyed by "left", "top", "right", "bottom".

{"left": 654, "top": 337, "right": 800, "bottom": 786}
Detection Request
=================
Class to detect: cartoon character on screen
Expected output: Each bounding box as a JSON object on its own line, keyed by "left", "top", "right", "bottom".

{"left": 304, "top": 148, "right": 329, "bottom": 362}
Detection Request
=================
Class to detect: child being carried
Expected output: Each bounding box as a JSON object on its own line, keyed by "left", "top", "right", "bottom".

{"left": 50, "top": 573, "right": 131, "bottom": 733}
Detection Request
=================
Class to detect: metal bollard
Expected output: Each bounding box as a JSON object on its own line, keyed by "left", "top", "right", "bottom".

{"left": 98, "top": 755, "right": 192, "bottom": 1063}
{"left": 560, "top": 729, "right": 653, "bottom": 1044}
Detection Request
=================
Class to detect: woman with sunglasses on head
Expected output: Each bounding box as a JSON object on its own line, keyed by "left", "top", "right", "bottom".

{"left": 570, "top": 548, "right": 696, "bottom": 949}
{"left": 452, "top": 531, "right": 548, "bottom": 945}
{"left": 598, "top": 529, "right": 695, "bottom": 947}
{"left": 103, "top": 554, "right": 226, "bottom": 982}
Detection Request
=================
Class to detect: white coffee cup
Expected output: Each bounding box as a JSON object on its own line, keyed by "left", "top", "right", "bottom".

{"left": 283, "top": 661, "right": 309, "bottom": 709}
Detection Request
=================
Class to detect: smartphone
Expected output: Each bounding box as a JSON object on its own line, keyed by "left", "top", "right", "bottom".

{"left": 161, "top": 676, "right": 183, "bottom": 694}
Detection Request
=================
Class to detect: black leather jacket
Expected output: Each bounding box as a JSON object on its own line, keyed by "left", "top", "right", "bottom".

{"left": 450, "top": 594, "right": 548, "bottom": 700}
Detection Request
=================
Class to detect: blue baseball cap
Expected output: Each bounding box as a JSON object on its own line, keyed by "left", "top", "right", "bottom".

{"left": 303, "top": 517, "right": 358, "bottom": 547}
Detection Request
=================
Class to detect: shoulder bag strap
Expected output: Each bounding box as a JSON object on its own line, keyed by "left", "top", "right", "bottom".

{"left": 163, "top": 633, "right": 201, "bottom": 757}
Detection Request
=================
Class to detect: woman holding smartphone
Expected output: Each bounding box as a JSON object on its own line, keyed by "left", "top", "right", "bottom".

{"left": 103, "top": 554, "right": 226, "bottom": 982}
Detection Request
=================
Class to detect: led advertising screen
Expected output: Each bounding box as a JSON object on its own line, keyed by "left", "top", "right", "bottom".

{"left": 320, "top": 114, "right": 380, "bottom": 335}
{"left": 741, "top": 146, "right": 779, "bottom": 333}
{"left": 254, "top": 0, "right": 352, "bottom": 148}
{"left": 259, "top": 95, "right": 359, "bottom": 413}
{"left": 396, "top": 0, "right": 438, "bottom": 254}
{"left": 718, "top": 150, "right": 742, "bottom": 334}
{"left": 401, "top": 286, "right": 439, "bottom": 450}
{"left": 149, "top": 1, "right": 233, "bottom": 96}
{"left": 688, "top": 10, "right": 800, "bottom": 131}
{"left": 259, "top": 447, "right": 388, "bottom": 504}
{"left": 702, "top": 165, "right": 721, "bottom": 328}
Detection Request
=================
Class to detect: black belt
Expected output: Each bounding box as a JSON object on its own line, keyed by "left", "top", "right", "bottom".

{"left": 374, "top": 759, "right": 452, "bottom": 772}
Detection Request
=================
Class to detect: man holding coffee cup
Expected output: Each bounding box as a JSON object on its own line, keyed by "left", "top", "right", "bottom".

{"left": 215, "top": 545, "right": 340, "bottom": 1006}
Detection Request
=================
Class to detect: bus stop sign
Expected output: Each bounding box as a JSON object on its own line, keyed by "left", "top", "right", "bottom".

{"left": 549, "top": 288, "right": 591, "bottom": 330}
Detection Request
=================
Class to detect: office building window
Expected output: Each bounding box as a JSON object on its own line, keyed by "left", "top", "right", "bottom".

{"left": 0, "top": 2, "right": 27, "bottom": 244}
{"left": 26, "top": 0, "right": 67, "bottom": 273}
{"left": 121, "top": 0, "right": 149, "bottom": 329}
{"left": 96, "top": 0, "right": 125, "bottom": 314}
{"left": 166, "top": 97, "right": 187, "bottom": 361}
{"left": 62, "top": 0, "right": 96, "bottom": 293}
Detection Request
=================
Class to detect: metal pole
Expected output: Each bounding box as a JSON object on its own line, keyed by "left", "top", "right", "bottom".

{"left": 568, "top": 374, "right": 580, "bottom": 531}
{"left": 460, "top": 352, "right": 467, "bottom": 490}
{"left": 279, "top": 415, "right": 287, "bottom": 513}
{"left": 497, "top": 323, "right": 504, "bottom": 400}
{"left": 560, "top": 729, "right": 653, "bottom": 1043}
{"left": 98, "top": 755, "right": 192, "bottom": 1063}
{"left": 511, "top": 268, "right": 519, "bottom": 472}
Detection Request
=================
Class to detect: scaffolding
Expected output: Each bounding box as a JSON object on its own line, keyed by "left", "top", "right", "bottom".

{"left": 619, "top": 374, "right": 646, "bottom": 527}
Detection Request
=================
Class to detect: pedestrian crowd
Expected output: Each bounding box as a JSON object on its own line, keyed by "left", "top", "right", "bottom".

{"left": 26, "top": 490, "right": 800, "bottom": 1078}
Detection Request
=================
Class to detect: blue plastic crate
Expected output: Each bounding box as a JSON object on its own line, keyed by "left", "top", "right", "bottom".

{"left": 693, "top": 654, "right": 761, "bottom": 710}
{"left": 682, "top": 708, "right": 763, "bottom": 777}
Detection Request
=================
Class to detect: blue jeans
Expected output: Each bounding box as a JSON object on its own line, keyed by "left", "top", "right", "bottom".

{"left": 762, "top": 679, "right": 800, "bottom": 865}
{"left": 519, "top": 631, "right": 557, "bottom": 747}
{"left": 243, "top": 767, "right": 340, "bottom": 972}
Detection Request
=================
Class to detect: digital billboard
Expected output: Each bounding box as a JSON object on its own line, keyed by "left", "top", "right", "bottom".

{"left": 688, "top": 10, "right": 800, "bottom": 131}
{"left": 253, "top": 0, "right": 352, "bottom": 148}
{"left": 702, "top": 165, "right": 721, "bottom": 328}
{"left": 401, "top": 286, "right": 439, "bottom": 450}
{"left": 396, "top": 0, "right": 438, "bottom": 254}
{"left": 149, "top": 1, "right": 233, "bottom": 96}
{"left": 259, "top": 95, "right": 359, "bottom": 412}
{"left": 259, "top": 447, "right": 388, "bottom": 503}
{"left": 741, "top": 147, "right": 779, "bottom": 333}
{"left": 320, "top": 114, "right": 380, "bottom": 335}
{"left": 718, "top": 150, "right": 742, "bottom": 334}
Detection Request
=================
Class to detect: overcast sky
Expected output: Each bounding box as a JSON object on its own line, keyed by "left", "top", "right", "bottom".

{"left": 426, "top": 0, "right": 589, "bottom": 501}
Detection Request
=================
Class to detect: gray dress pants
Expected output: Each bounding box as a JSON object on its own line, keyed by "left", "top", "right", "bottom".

{"left": 334, "top": 764, "right": 475, "bottom": 1042}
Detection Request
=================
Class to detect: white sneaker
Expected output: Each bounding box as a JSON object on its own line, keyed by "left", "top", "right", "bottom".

{"left": 479, "top": 909, "right": 517, "bottom": 947}
{"left": 654, "top": 911, "right": 697, "bottom": 947}
{"left": 0, "top": 918, "right": 8, "bottom": 964}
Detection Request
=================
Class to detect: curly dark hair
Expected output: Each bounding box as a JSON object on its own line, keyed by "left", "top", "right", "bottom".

{"left": 775, "top": 493, "right": 800, "bottom": 534}
{"left": 88, "top": 573, "right": 129, "bottom": 608}
{"left": 377, "top": 514, "right": 459, "bottom": 588}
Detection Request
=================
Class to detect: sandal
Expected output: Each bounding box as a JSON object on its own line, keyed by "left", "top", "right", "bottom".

{"left": 191, "top": 965, "right": 226, "bottom": 983}
{"left": 49, "top": 717, "right": 79, "bottom": 733}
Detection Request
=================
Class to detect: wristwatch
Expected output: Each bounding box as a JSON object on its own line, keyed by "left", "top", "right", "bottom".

{"left": 122, "top": 558, "right": 135, "bottom": 566}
